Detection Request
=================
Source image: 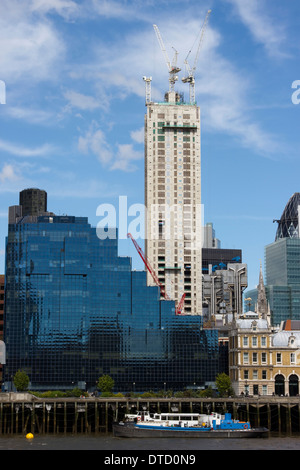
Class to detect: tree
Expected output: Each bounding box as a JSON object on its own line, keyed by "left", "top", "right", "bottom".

{"left": 13, "top": 370, "right": 29, "bottom": 391}
{"left": 215, "top": 373, "right": 234, "bottom": 397}
{"left": 97, "top": 375, "right": 115, "bottom": 394}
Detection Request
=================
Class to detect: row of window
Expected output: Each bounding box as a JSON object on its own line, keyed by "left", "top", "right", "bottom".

{"left": 243, "top": 352, "right": 296, "bottom": 365}
{"left": 242, "top": 336, "right": 267, "bottom": 347}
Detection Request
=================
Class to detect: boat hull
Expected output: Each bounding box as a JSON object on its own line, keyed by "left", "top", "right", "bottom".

{"left": 113, "top": 422, "right": 268, "bottom": 439}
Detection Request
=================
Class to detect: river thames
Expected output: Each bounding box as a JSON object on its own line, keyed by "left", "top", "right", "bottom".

{"left": 0, "top": 434, "right": 300, "bottom": 451}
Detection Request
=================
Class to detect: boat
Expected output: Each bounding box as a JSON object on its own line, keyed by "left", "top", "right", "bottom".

{"left": 113, "top": 410, "right": 268, "bottom": 438}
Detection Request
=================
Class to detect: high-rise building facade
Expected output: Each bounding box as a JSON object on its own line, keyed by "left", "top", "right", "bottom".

{"left": 3, "top": 190, "right": 218, "bottom": 392}
{"left": 145, "top": 91, "right": 202, "bottom": 315}
{"left": 245, "top": 193, "right": 300, "bottom": 325}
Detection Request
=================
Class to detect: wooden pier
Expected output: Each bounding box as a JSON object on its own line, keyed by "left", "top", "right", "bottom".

{"left": 0, "top": 393, "right": 300, "bottom": 436}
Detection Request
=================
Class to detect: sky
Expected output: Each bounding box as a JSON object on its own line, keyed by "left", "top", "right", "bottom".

{"left": 0, "top": 0, "right": 300, "bottom": 292}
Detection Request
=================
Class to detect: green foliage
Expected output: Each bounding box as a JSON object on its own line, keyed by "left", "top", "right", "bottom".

{"left": 141, "top": 391, "right": 157, "bottom": 398}
{"left": 30, "top": 389, "right": 88, "bottom": 398}
{"left": 13, "top": 370, "right": 29, "bottom": 391}
{"left": 198, "top": 386, "right": 214, "bottom": 398}
{"left": 97, "top": 375, "right": 115, "bottom": 393}
{"left": 215, "top": 373, "right": 234, "bottom": 397}
{"left": 65, "top": 387, "right": 85, "bottom": 397}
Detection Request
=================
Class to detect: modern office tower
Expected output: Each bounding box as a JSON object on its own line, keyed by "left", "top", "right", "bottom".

{"left": 144, "top": 90, "right": 202, "bottom": 315}
{"left": 245, "top": 193, "right": 300, "bottom": 325}
{"left": 3, "top": 190, "right": 218, "bottom": 392}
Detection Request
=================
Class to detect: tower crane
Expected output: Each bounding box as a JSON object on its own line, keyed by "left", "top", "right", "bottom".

{"left": 182, "top": 9, "right": 211, "bottom": 104}
{"left": 153, "top": 24, "right": 181, "bottom": 92}
{"left": 127, "top": 233, "right": 170, "bottom": 300}
{"left": 127, "top": 233, "right": 186, "bottom": 314}
{"left": 176, "top": 293, "right": 186, "bottom": 315}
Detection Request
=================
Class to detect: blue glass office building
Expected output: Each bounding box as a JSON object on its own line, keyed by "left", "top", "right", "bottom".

{"left": 3, "top": 192, "right": 218, "bottom": 391}
{"left": 245, "top": 193, "right": 300, "bottom": 326}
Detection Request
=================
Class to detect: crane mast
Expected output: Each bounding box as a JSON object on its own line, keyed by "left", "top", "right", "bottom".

{"left": 182, "top": 9, "right": 211, "bottom": 103}
{"left": 153, "top": 24, "right": 181, "bottom": 92}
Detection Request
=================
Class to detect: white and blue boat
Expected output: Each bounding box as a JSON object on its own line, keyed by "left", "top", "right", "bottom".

{"left": 113, "top": 410, "right": 268, "bottom": 438}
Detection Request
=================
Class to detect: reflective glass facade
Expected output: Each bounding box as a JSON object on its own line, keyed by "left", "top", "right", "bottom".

{"left": 275, "top": 192, "right": 300, "bottom": 241}
{"left": 245, "top": 234, "right": 300, "bottom": 325}
{"left": 4, "top": 215, "right": 218, "bottom": 391}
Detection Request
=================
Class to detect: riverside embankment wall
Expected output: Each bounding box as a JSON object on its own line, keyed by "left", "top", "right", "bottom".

{"left": 0, "top": 394, "right": 299, "bottom": 435}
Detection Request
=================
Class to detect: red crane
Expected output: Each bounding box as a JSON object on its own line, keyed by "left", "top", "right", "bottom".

{"left": 127, "top": 233, "right": 170, "bottom": 300}
{"left": 176, "top": 293, "right": 186, "bottom": 315}
{"left": 127, "top": 233, "right": 186, "bottom": 314}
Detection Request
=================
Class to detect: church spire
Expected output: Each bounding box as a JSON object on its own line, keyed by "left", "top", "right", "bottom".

{"left": 256, "top": 261, "right": 270, "bottom": 324}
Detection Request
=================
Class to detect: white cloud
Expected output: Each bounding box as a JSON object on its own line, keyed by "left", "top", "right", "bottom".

{"left": 63, "top": 90, "right": 102, "bottom": 111}
{"left": 4, "top": 106, "right": 53, "bottom": 124}
{"left": 78, "top": 122, "right": 113, "bottom": 165}
{"left": 110, "top": 144, "right": 143, "bottom": 172}
{"left": 224, "top": 0, "right": 287, "bottom": 58}
{"left": 0, "top": 139, "right": 54, "bottom": 157}
{"left": 0, "top": 163, "right": 20, "bottom": 182}
{"left": 182, "top": 24, "right": 281, "bottom": 156}
{"left": 0, "top": 0, "right": 66, "bottom": 83}
{"left": 90, "top": 0, "right": 147, "bottom": 21}
{"left": 78, "top": 122, "right": 143, "bottom": 171}
{"left": 130, "top": 128, "right": 144, "bottom": 144}
{"left": 30, "top": 0, "right": 80, "bottom": 19}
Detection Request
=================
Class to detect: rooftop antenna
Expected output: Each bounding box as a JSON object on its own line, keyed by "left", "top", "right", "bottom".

{"left": 182, "top": 9, "right": 211, "bottom": 103}
{"left": 153, "top": 24, "right": 181, "bottom": 92}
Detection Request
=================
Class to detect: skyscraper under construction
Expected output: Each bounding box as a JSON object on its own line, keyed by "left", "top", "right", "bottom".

{"left": 144, "top": 12, "right": 211, "bottom": 315}
{"left": 144, "top": 89, "right": 202, "bottom": 315}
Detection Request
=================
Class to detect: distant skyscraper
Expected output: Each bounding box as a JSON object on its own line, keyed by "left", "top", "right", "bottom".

{"left": 274, "top": 192, "right": 300, "bottom": 240}
{"left": 144, "top": 90, "right": 202, "bottom": 315}
{"left": 203, "top": 222, "right": 221, "bottom": 249}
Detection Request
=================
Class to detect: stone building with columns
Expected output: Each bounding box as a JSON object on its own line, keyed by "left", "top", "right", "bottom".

{"left": 229, "top": 266, "right": 300, "bottom": 396}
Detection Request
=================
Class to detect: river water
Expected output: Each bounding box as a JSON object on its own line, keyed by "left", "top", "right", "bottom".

{"left": 0, "top": 434, "right": 299, "bottom": 451}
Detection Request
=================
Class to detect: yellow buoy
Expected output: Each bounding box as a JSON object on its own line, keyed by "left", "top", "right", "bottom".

{"left": 26, "top": 433, "right": 34, "bottom": 439}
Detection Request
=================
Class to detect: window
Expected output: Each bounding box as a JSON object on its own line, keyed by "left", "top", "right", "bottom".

{"left": 262, "top": 370, "right": 267, "bottom": 380}
{"left": 276, "top": 353, "right": 282, "bottom": 364}
{"left": 243, "top": 352, "right": 249, "bottom": 364}
{"left": 252, "top": 337, "right": 257, "bottom": 347}
{"left": 291, "top": 353, "right": 296, "bottom": 364}
{"left": 244, "top": 370, "right": 249, "bottom": 379}
{"left": 243, "top": 336, "right": 248, "bottom": 347}
{"left": 261, "top": 352, "right": 267, "bottom": 364}
{"left": 253, "top": 370, "right": 258, "bottom": 379}
{"left": 252, "top": 352, "right": 258, "bottom": 364}
{"left": 262, "top": 385, "right": 268, "bottom": 395}
{"left": 261, "top": 336, "right": 267, "bottom": 347}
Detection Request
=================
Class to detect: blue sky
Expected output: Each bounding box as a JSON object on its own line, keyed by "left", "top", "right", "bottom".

{"left": 0, "top": 0, "right": 300, "bottom": 291}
